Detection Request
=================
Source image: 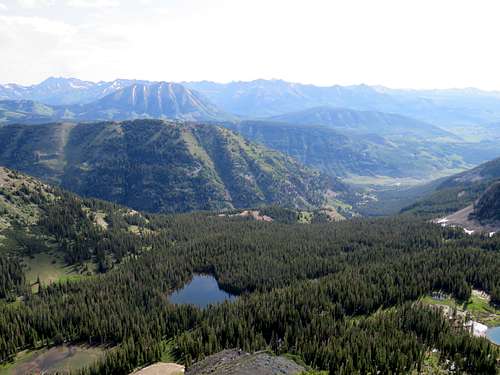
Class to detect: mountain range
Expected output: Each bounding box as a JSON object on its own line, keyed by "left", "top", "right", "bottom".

{"left": 3, "top": 77, "right": 500, "bottom": 192}
{"left": 0, "top": 82, "right": 229, "bottom": 123}
{"left": 184, "top": 79, "right": 500, "bottom": 133}
{"left": 0, "top": 119, "right": 351, "bottom": 214}
{"left": 5, "top": 77, "right": 500, "bottom": 130}
{"left": 0, "top": 77, "right": 144, "bottom": 105}
{"left": 4, "top": 78, "right": 500, "bottom": 183}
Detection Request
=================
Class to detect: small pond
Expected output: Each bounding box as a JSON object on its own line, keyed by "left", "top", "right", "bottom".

{"left": 486, "top": 326, "right": 500, "bottom": 345}
{"left": 169, "top": 274, "right": 235, "bottom": 309}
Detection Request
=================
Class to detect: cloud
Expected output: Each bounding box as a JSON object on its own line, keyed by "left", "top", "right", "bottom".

{"left": 65, "top": 0, "right": 120, "bottom": 8}
{"left": 0, "top": 13, "right": 131, "bottom": 84}
{"left": 0, "top": 15, "right": 75, "bottom": 35}
{"left": 0, "top": 15, "right": 78, "bottom": 84}
{"left": 0, "top": 3, "right": 7, "bottom": 11}
{"left": 17, "top": 0, "right": 55, "bottom": 8}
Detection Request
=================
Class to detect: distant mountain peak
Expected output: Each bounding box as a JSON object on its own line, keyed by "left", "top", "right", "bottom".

{"left": 0, "top": 80, "right": 231, "bottom": 123}
{"left": 90, "top": 81, "right": 230, "bottom": 121}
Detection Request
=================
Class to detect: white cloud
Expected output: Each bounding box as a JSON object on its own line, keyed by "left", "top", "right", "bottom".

{"left": 0, "top": 15, "right": 78, "bottom": 84}
{"left": 16, "top": 0, "right": 55, "bottom": 8}
{"left": 65, "top": 0, "right": 120, "bottom": 8}
{"left": 0, "top": 3, "right": 7, "bottom": 11}
{"left": 0, "top": 15, "right": 75, "bottom": 35}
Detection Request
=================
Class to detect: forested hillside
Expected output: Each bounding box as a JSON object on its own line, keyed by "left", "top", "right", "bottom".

{"left": 403, "top": 157, "right": 500, "bottom": 216}
{"left": 0, "top": 121, "right": 350, "bottom": 214}
{"left": 224, "top": 120, "right": 500, "bottom": 180}
{"left": 472, "top": 181, "right": 500, "bottom": 223}
{"left": 0, "top": 170, "right": 498, "bottom": 374}
{"left": 4, "top": 78, "right": 500, "bottom": 186}
{"left": 268, "top": 106, "right": 454, "bottom": 140}
{"left": 0, "top": 167, "right": 152, "bottom": 299}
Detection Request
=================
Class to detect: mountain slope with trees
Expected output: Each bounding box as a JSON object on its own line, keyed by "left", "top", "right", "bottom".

{"left": 402, "top": 157, "right": 500, "bottom": 216}
{"left": 224, "top": 120, "right": 500, "bottom": 181}
{"left": 268, "top": 106, "right": 455, "bottom": 140}
{"left": 472, "top": 181, "right": 500, "bottom": 223}
{"left": 0, "top": 120, "right": 349, "bottom": 214}
{"left": 0, "top": 167, "right": 151, "bottom": 298}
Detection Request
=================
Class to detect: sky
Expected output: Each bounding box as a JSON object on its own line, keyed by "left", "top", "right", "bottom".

{"left": 0, "top": 0, "right": 500, "bottom": 89}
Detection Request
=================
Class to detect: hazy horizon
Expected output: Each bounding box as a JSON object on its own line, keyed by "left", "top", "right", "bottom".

{"left": 4, "top": 75, "right": 500, "bottom": 94}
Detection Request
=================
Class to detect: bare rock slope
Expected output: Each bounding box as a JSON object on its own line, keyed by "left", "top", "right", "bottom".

{"left": 186, "top": 350, "right": 305, "bottom": 375}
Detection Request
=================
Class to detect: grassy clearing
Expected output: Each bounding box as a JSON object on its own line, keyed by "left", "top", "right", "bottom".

{"left": 0, "top": 345, "right": 106, "bottom": 375}
{"left": 344, "top": 175, "right": 428, "bottom": 187}
{"left": 421, "top": 295, "right": 457, "bottom": 309}
{"left": 464, "top": 294, "right": 500, "bottom": 327}
{"left": 421, "top": 291, "right": 500, "bottom": 327}
{"left": 22, "top": 252, "right": 88, "bottom": 292}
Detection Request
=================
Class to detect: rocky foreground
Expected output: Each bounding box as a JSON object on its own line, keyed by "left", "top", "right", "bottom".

{"left": 132, "top": 350, "right": 306, "bottom": 375}
{"left": 186, "top": 349, "right": 305, "bottom": 375}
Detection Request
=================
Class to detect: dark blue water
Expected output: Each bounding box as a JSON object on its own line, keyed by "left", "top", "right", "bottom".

{"left": 169, "top": 274, "right": 235, "bottom": 309}
{"left": 486, "top": 326, "right": 500, "bottom": 345}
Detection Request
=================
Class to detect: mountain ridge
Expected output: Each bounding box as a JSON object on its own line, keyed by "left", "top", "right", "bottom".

{"left": 184, "top": 79, "right": 500, "bottom": 130}
{"left": 4, "top": 98, "right": 500, "bottom": 183}
{"left": 0, "top": 119, "right": 351, "bottom": 214}
{"left": 401, "top": 156, "right": 500, "bottom": 216}
{"left": 267, "top": 105, "right": 456, "bottom": 140}
{"left": 0, "top": 82, "right": 231, "bottom": 123}
{"left": 5, "top": 77, "right": 500, "bottom": 129}
{"left": 73, "top": 82, "right": 231, "bottom": 121}
{"left": 222, "top": 118, "right": 500, "bottom": 181}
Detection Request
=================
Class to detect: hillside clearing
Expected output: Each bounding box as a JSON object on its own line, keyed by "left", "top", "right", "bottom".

{"left": 422, "top": 290, "right": 500, "bottom": 327}
{"left": 22, "top": 252, "right": 87, "bottom": 292}
{"left": 0, "top": 345, "right": 106, "bottom": 375}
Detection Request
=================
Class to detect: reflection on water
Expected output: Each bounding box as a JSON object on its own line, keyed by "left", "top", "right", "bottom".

{"left": 169, "top": 274, "right": 235, "bottom": 309}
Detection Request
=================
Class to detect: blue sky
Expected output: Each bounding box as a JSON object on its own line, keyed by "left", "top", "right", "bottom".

{"left": 1, "top": 0, "right": 499, "bottom": 90}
